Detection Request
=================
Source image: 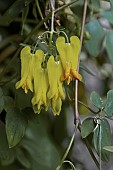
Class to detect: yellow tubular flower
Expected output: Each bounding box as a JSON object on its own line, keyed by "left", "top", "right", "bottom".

{"left": 52, "top": 96, "right": 62, "bottom": 116}
{"left": 47, "top": 55, "right": 65, "bottom": 116}
{"left": 16, "top": 46, "right": 33, "bottom": 93}
{"left": 32, "top": 50, "right": 49, "bottom": 114}
{"left": 56, "top": 36, "right": 82, "bottom": 85}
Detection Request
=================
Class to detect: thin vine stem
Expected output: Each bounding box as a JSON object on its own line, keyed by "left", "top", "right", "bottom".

{"left": 63, "top": 160, "right": 76, "bottom": 170}
{"left": 60, "top": 31, "right": 69, "bottom": 43}
{"left": 84, "top": 137, "right": 100, "bottom": 169}
{"left": 35, "top": 0, "right": 48, "bottom": 29}
{"left": 74, "top": 0, "right": 88, "bottom": 122}
{"left": 78, "top": 124, "right": 100, "bottom": 169}
{"left": 74, "top": 1, "right": 100, "bottom": 169}
{"left": 78, "top": 100, "right": 100, "bottom": 114}
{"left": 49, "top": 10, "right": 55, "bottom": 46}
{"left": 99, "top": 124, "right": 102, "bottom": 170}
{"left": 49, "top": 0, "right": 55, "bottom": 11}
{"left": 56, "top": 124, "right": 78, "bottom": 170}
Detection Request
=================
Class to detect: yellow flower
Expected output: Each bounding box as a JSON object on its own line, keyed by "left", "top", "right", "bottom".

{"left": 47, "top": 55, "right": 65, "bottom": 115}
{"left": 51, "top": 96, "right": 62, "bottom": 116}
{"left": 56, "top": 36, "right": 82, "bottom": 85}
{"left": 31, "top": 50, "right": 49, "bottom": 113}
{"left": 16, "top": 46, "right": 34, "bottom": 93}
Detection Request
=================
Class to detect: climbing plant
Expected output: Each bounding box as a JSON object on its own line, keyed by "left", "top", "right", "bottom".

{"left": 0, "top": 0, "right": 113, "bottom": 170}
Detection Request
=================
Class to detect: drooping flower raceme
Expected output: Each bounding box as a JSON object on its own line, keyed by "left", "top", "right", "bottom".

{"left": 32, "top": 50, "right": 49, "bottom": 114}
{"left": 15, "top": 35, "right": 81, "bottom": 116}
{"left": 56, "top": 36, "right": 82, "bottom": 85}
{"left": 16, "top": 46, "right": 34, "bottom": 93}
{"left": 47, "top": 56, "right": 65, "bottom": 115}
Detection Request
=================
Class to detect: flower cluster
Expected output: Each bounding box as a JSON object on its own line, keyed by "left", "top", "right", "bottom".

{"left": 16, "top": 36, "right": 82, "bottom": 115}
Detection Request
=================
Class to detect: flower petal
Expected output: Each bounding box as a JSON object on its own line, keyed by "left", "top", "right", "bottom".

{"left": 71, "top": 69, "right": 82, "bottom": 81}
{"left": 47, "top": 56, "right": 65, "bottom": 99}
{"left": 56, "top": 36, "right": 82, "bottom": 84}
{"left": 56, "top": 37, "right": 67, "bottom": 70}
{"left": 47, "top": 56, "right": 58, "bottom": 99}
{"left": 16, "top": 46, "right": 33, "bottom": 93}
{"left": 32, "top": 50, "right": 49, "bottom": 113}
{"left": 70, "top": 36, "right": 81, "bottom": 70}
{"left": 51, "top": 96, "right": 62, "bottom": 116}
{"left": 57, "top": 61, "right": 65, "bottom": 100}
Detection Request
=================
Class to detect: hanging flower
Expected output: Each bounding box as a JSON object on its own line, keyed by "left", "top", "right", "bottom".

{"left": 31, "top": 50, "right": 49, "bottom": 114}
{"left": 47, "top": 55, "right": 65, "bottom": 115}
{"left": 15, "top": 35, "right": 82, "bottom": 116}
{"left": 56, "top": 36, "right": 82, "bottom": 85}
{"left": 16, "top": 46, "right": 34, "bottom": 93}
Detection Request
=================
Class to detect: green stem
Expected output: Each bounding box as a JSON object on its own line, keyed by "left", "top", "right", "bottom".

{"left": 35, "top": 0, "right": 48, "bottom": 29}
{"left": 63, "top": 160, "right": 76, "bottom": 170}
{"left": 78, "top": 100, "right": 99, "bottom": 114}
{"left": 49, "top": 1, "right": 80, "bottom": 47}
{"left": 56, "top": 125, "right": 78, "bottom": 170}
{"left": 49, "top": 0, "right": 55, "bottom": 11}
{"left": 99, "top": 124, "right": 102, "bottom": 170}
{"left": 33, "top": 31, "right": 51, "bottom": 53}
{"left": 84, "top": 138, "right": 100, "bottom": 170}
{"left": 60, "top": 31, "right": 69, "bottom": 43}
{"left": 49, "top": 10, "right": 55, "bottom": 46}
{"left": 78, "top": 125, "right": 100, "bottom": 169}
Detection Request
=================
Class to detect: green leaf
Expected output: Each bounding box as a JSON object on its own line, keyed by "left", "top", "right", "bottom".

{"left": 3, "top": 96, "right": 14, "bottom": 112}
{"left": 103, "top": 146, "right": 113, "bottom": 152}
{"left": 84, "top": 19, "right": 105, "bottom": 57}
{"left": 21, "top": 120, "right": 60, "bottom": 170}
{"left": 15, "top": 88, "right": 32, "bottom": 109}
{"left": 0, "top": 87, "right": 3, "bottom": 97}
{"left": 22, "top": 107, "right": 37, "bottom": 122}
{"left": 0, "top": 0, "right": 32, "bottom": 26}
{"left": 90, "top": 0, "right": 100, "bottom": 11}
{"left": 0, "top": 121, "right": 10, "bottom": 159}
{"left": 105, "top": 31, "right": 113, "bottom": 65}
{"left": 80, "top": 64, "right": 96, "bottom": 76}
{"left": 104, "top": 90, "right": 113, "bottom": 116}
{"left": 90, "top": 91, "right": 103, "bottom": 109}
{"left": 101, "top": 11, "right": 113, "bottom": 24}
{"left": 6, "top": 107, "right": 28, "bottom": 148}
{"left": 16, "top": 148, "right": 31, "bottom": 168}
{"left": 81, "top": 117, "right": 95, "bottom": 138}
{"left": 1, "top": 150, "right": 15, "bottom": 166}
{"left": 110, "top": 0, "right": 113, "bottom": 11}
{"left": 0, "top": 97, "right": 4, "bottom": 113}
{"left": 0, "top": 88, "right": 4, "bottom": 113}
{"left": 93, "top": 118, "right": 111, "bottom": 162}
{"left": 70, "top": 0, "right": 84, "bottom": 19}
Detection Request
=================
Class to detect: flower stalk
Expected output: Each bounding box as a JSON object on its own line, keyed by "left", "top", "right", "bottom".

{"left": 49, "top": 8, "right": 55, "bottom": 46}
{"left": 35, "top": 0, "right": 48, "bottom": 29}
{"left": 56, "top": 125, "right": 78, "bottom": 170}
{"left": 74, "top": 0, "right": 88, "bottom": 123}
